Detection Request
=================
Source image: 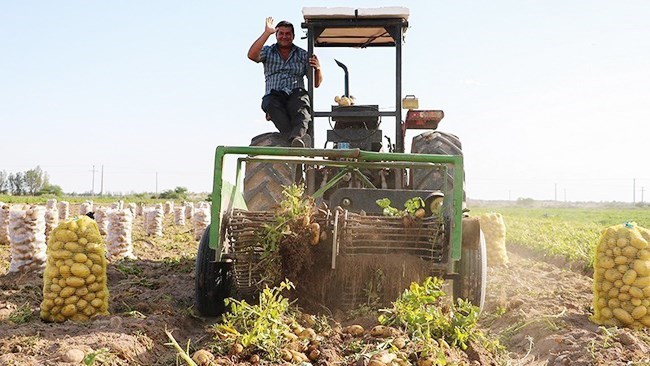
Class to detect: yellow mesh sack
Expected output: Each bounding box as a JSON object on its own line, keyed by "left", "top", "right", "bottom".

{"left": 479, "top": 212, "right": 509, "bottom": 266}
{"left": 40, "top": 215, "right": 110, "bottom": 322}
{"left": 592, "top": 222, "right": 650, "bottom": 328}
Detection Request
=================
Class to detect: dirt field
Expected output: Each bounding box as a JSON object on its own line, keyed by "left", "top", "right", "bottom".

{"left": 2, "top": 212, "right": 650, "bottom": 365}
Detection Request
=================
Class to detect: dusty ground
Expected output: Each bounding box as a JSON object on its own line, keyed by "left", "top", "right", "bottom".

{"left": 2, "top": 212, "right": 650, "bottom": 365}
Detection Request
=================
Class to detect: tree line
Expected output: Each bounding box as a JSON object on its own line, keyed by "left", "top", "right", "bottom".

{"left": 0, "top": 166, "right": 63, "bottom": 196}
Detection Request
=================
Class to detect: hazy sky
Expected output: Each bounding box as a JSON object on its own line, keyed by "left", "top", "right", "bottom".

{"left": 2, "top": 1, "right": 649, "bottom": 202}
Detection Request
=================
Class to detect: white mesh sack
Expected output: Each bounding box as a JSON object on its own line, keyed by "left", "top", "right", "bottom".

{"left": 57, "top": 201, "right": 69, "bottom": 221}
{"left": 8, "top": 205, "right": 47, "bottom": 273}
{"left": 174, "top": 206, "right": 186, "bottom": 226}
{"left": 106, "top": 209, "right": 135, "bottom": 260}
{"left": 193, "top": 207, "right": 210, "bottom": 240}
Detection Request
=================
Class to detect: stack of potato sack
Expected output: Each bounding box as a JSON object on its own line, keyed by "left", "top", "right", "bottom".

{"left": 57, "top": 201, "right": 69, "bottom": 221}
{"left": 40, "top": 215, "right": 109, "bottom": 322}
{"left": 45, "top": 199, "right": 59, "bottom": 241}
{"left": 111, "top": 200, "right": 124, "bottom": 210}
{"left": 592, "top": 222, "right": 650, "bottom": 328}
{"left": 478, "top": 212, "right": 509, "bottom": 266}
{"left": 164, "top": 201, "right": 174, "bottom": 215}
{"left": 174, "top": 206, "right": 186, "bottom": 226}
{"left": 8, "top": 205, "right": 47, "bottom": 273}
{"left": 0, "top": 202, "right": 10, "bottom": 245}
{"left": 184, "top": 201, "right": 194, "bottom": 220}
{"left": 135, "top": 202, "right": 144, "bottom": 217}
{"left": 193, "top": 206, "right": 210, "bottom": 240}
{"left": 79, "top": 201, "right": 93, "bottom": 216}
{"left": 144, "top": 206, "right": 164, "bottom": 237}
{"left": 94, "top": 207, "right": 109, "bottom": 235}
{"left": 106, "top": 209, "right": 135, "bottom": 260}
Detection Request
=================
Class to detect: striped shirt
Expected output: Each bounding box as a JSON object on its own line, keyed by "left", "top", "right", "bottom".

{"left": 259, "top": 44, "right": 309, "bottom": 95}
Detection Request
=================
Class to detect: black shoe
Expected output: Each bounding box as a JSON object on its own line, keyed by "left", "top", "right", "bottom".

{"left": 291, "top": 137, "right": 305, "bottom": 147}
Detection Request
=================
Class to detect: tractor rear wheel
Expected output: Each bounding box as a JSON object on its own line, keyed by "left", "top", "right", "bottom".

{"left": 195, "top": 225, "right": 233, "bottom": 316}
{"left": 453, "top": 217, "right": 487, "bottom": 311}
{"left": 244, "top": 132, "right": 304, "bottom": 211}
{"left": 410, "top": 131, "right": 466, "bottom": 202}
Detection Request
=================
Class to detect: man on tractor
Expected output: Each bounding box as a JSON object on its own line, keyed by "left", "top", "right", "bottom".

{"left": 247, "top": 17, "right": 323, "bottom": 147}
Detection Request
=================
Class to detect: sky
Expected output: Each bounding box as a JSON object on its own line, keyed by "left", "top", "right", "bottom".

{"left": 1, "top": 1, "right": 649, "bottom": 202}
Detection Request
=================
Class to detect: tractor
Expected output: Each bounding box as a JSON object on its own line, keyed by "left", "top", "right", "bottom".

{"left": 195, "top": 7, "right": 486, "bottom": 316}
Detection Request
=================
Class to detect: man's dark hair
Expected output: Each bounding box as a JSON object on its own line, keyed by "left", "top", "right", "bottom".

{"left": 276, "top": 20, "right": 294, "bottom": 35}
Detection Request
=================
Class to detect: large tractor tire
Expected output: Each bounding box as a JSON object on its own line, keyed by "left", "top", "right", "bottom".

{"left": 244, "top": 133, "right": 301, "bottom": 211}
{"left": 410, "top": 131, "right": 466, "bottom": 202}
{"left": 453, "top": 217, "right": 487, "bottom": 311}
{"left": 195, "top": 225, "right": 234, "bottom": 316}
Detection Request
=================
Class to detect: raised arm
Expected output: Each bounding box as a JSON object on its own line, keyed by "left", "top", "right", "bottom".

{"left": 247, "top": 17, "right": 275, "bottom": 62}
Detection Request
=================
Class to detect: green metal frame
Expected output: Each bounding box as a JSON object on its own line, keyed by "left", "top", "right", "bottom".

{"left": 210, "top": 146, "right": 464, "bottom": 261}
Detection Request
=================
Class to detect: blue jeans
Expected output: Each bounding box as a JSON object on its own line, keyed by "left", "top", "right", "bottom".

{"left": 261, "top": 88, "right": 310, "bottom": 139}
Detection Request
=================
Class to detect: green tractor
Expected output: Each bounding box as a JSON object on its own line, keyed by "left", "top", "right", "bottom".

{"left": 195, "top": 7, "right": 486, "bottom": 316}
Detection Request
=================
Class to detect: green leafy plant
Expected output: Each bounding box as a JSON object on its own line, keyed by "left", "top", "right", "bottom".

{"left": 213, "top": 280, "right": 296, "bottom": 360}
{"left": 8, "top": 302, "right": 32, "bottom": 324}
{"left": 376, "top": 197, "right": 425, "bottom": 216}
{"left": 258, "top": 184, "right": 315, "bottom": 285}
{"left": 378, "top": 277, "right": 479, "bottom": 351}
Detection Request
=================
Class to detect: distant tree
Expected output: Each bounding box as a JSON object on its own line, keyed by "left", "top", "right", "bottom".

{"left": 24, "top": 166, "right": 48, "bottom": 195}
{"left": 0, "top": 170, "right": 8, "bottom": 194}
{"left": 8, "top": 173, "right": 25, "bottom": 195}
{"left": 39, "top": 184, "right": 63, "bottom": 196}
{"left": 159, "top": 186, "right": 188, "bottom": 200}
{"left": 516, "top": 197, "right": 535, "bottom": 207}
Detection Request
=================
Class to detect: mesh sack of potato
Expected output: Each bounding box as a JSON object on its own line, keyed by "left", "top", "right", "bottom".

{"left": 184, "top": 201, "right": 194, "bottom": 220}
{"left": 106, "top": 209, "right": 136, "bottom": 260}
{"left": 57, "top": 201, "right": 70, "bottom": 221}
{"left": 164, "top": 200, "right": 174, "bottom": 215}
{"left": 94, "top": 207, "right": 109, "bottom": 235}
{"left": 193, "top": 207, "right": 210, "bottom": 240}
{"left": 479, "top": 212, "right": 509, "bottom": 266}
{"left": 40, "top": 215, "right": 110, "bottom": 322}
{"left": 79, "top": 201, "right": 93, "bottom": 216}
{"left": 45, "top": 206, "right": 59, "bottom": 242}
{"left": 8, "top": 205, "right": 47, "bottom": 273}
{"left": 592, "top": 222, "right": 650, "bottom": 328}
{"left": 144, "top": 207, "right": 163, "bottom": 237}
{"left": 0, "top": 203, "right": 10, "bottom": 245}
{"left": 174, "top": 206, "right": 186, "bottom": 226}
{"left": 111, "top": 200, "right": 124, "bottom": 210}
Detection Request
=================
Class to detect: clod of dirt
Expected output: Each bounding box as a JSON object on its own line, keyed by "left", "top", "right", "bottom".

{"left": 61, "top": 348, "right": 85, "bottom": 363}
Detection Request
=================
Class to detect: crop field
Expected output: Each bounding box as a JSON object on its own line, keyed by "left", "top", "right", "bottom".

{"left": 2, "top": 200, "right": 650, "bottom": 365}
{"left": 472, "top": 206, "right": 650, "bottom": 270}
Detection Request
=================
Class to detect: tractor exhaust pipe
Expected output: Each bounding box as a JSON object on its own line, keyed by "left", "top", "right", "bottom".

{"left": 334, "top": 59, "right": 350, "bottom": 97}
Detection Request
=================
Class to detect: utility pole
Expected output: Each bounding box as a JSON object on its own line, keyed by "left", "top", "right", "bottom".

{"left": 100, "top": 165, "right": 104, "bottom": 196}
{"left": 633, "top": 178, "right": 636, "bottom": 204}
{"left": 554, "top": 183, "right": 557, "bottom": 201}
{"left": 155, "top": 172, "right": 158, "bottom": 195}
{"left": 89, "top": 165, "right": 98, "bottom": 195}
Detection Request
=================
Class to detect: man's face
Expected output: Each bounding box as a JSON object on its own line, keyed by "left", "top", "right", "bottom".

{"left": 275, "top": 26, "right": 294, "bottom": 48}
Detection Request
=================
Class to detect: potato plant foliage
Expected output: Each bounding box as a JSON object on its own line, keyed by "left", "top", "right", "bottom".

{"left": 379, "top": 277, "right": 480, "bottom": 351}
{"left": 213, "top": 280, "right": 296, "bottom": 360}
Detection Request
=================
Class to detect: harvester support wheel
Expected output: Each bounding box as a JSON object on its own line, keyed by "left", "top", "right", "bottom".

{"left": 410, "top": 131, "right": 466, "bottom": 203}
{"left": 195, "top": 225, "right": 234, "bottom": 316}
{"left": 453, "top": 217, "right": 487, "bottom": 311}
{"left": 244, "top": 132, "right": 307, "bottom": 211}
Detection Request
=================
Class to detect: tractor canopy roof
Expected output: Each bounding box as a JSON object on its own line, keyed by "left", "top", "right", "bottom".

{"left": 302, "top": 7, "right": 409, "bottom": 48}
